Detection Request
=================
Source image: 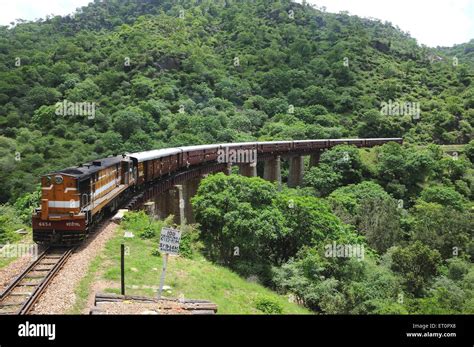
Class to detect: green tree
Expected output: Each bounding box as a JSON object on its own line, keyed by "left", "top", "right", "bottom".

{"left": 410, "top": 201, "right": 473, "bottom": 259}
{"left": 390, "top": 241, "right": 442, "bottom": 296}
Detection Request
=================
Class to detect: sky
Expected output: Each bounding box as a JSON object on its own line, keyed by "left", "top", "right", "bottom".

{"left": 305, "top": 0, "right": 474, "bottom": 47}
{"left": 0, "top": 0, "right": 473, "bottom": 47}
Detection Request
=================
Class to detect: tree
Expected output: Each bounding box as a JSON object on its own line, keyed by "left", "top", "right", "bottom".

{"left": 192, "top": 174, "right": 358, "bottom": 274}
{"left": 304, "top": 164, "right": 343, "bottom": 196}
{"left": 329, "top": 182, "right": 402, "bottom": 253}
{"left": 410, "top": 201, "right": 473, "bottom": 260}
{"left": 419, "top": 185, "right": 466, "bottom": 211}
{"left": 464, "top": 140, "right": 474, "bottom": 163}
{"left": 112, "top": 107, "right": 152, "bottom": 140}
{"left": 24, "top": 86, "right": 61, "bottom": 112}
{"left": 131, "top": 76, "right": 154, "bottom": 98}
{"left": 375, "top": 143, "right": 436, "bottom": 200}
{"left": 272, "top": 248, "right": 401, "bottom": 314}
{"left": 304, "top": 145, "right": 366, "bottom": 196}
{"left": 65, "top": 78, "right": 100, "bottom": 102}
{"left": 191, "top": 173, "right": 284, "bottom": 267}
{"left": 390, "top": 241, "right": 442, "bottom": 296}
{"left": 273, "top": 191, "right": 356, "bottom": 263}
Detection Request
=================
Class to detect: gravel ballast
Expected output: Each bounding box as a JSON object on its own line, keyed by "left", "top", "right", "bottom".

{"left": 31, "top": 222, "right": 119, "bottom": 314}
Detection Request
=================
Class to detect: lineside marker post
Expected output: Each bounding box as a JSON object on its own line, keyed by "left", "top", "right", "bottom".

{"left": 158, "top": 253, "right": 168, "bottom": 299}
{"left": 121, "top": 244, "right": 125, "bottom": 295}
{"left": 175, "top": 185, "right": 185, "bottom": 227}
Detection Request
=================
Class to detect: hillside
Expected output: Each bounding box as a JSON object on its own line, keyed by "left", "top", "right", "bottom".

{"left": 0, "top": 0, "right": 473, "bottom": 203}
{"left": 439, "top": 39, "right": 474, "bottom": 69}
{"left": 0, "top": 0, "right": 472, "bottom": 316}
{"left": 70, "top": 212, "right": 310, "bottom": 314}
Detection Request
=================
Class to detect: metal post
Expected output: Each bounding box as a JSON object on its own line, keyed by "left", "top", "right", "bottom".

{"left": 120, "top": 244, "right": 125, "bottom": 295}
{"left": 158, "top": 253, "right": 169, "bottom": 299}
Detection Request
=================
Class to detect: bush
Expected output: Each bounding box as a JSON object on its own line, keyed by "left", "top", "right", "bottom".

{"left": 0, "top": 205, "right": 23, "bottom": 244}
{"left": 419, "top": 185, "right": 466, "bottom": 211}
{"left": 178, "top": 225, "right": 202, "bottom": 259}
{"left": 140, "top": 225, "right": 156, "bottom": 239}
{"left": 255, "top": 296, "right": 283, "bottom": 314}
{"left": 465, "top": 140, "right": 474, "bottom": 163}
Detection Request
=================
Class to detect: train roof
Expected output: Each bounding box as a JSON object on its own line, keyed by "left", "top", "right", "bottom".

{"left": 46, "top": 155, "right": 124, "bottom": 180}
{"left": 292, "top": 139, "right": 328, "bottom": 143}
{"left": 329, "top": 138, "right": 365, "bottom": 142}
{"left": 181, "top": 144, "right": 220, "bottom": 151}
{"left": 218, "top": 142, "right": 258, "bottom": 147}
{"left": 257, "top": 140, "right": 293, "bottom": 145}
{"left": 364, "top": 138, "right": 403, "bottom": 141}
{"left": 128, "top": 148, "right": 182, "bottom": 162}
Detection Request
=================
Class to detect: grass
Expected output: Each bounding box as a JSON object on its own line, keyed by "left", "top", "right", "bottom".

{"left": 0, "top": 231, "right": 34, "bottom": 269}
{"left": 72, "top": 213, "right": 310, "bottom": 314}
{"left": 69, "top": 254, "right": 103, "bottom": 314}
{"left": 0, "top": 254, "right": 18, "bottom": 268}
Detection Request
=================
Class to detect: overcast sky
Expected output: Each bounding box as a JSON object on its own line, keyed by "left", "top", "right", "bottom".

{"left": 0, "top": 0, "right": 473, "bottom": 47}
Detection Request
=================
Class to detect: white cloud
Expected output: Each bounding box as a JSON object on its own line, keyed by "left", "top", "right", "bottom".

{"left": 304, "top": 0, "right": 474, "bottom": 47}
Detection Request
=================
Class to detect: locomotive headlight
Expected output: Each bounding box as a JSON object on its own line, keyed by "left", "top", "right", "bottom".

{"left": 54, "top": 175, "right": 63, "bottom": 184}
{"left": 46, "top": 176, "right": 52, "bottom": 184}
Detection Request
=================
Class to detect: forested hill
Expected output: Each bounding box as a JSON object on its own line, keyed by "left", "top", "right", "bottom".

{"left": 439, "top": 39, "right": 474, "bottom": 69}
{"left": 0, "top": 0, "right": 473, "bottom": 203}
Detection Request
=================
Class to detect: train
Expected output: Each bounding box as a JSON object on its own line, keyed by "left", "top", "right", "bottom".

{"left": 32, "top": 138, "right": 402, "bottom": 245}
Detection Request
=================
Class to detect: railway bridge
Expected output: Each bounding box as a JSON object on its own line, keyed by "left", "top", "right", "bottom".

{"left": 133, "top": 138, "right": 402, "bottom": 224}
{"left": 33, "top": 137, "right": 402, "bottom": 244}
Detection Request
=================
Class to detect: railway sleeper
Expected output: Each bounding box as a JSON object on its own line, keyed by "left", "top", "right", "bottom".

{"left": 9, "top": 292, "right": 32, "bottom": 296}
{"left": 0, "top": 301, "right": 23, "bottom": 307}
{"left": 33, "top": 265, "right": 54, "bottom": 270}
{"left": 27, "top": 271, "right": 49, "bottom": 277}
{"left": 0, "top": 296, "right": 25, "bottom": 305}
{"left": 23, "top": 275, "right": 45, "bottom": 281}
{"left": 17, "top": 283, "right": 40, "bottom": 287}
{"left": 38, "top": 260, "right": 59, "bottom": 265}
{"left": 0, "top": 308, "right": 19, "bottom": 314}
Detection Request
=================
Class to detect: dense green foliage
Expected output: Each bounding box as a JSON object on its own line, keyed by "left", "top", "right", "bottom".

{"left": 192, "top": 142, "right": 473, "bottom": 314}
{"left": 0, "top": 0, "right": 473, "bottom": 204}
{"left": 0, "top": 0, "right": 472, "bottom": 314}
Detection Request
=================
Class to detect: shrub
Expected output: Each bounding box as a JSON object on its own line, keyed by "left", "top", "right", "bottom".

{"left": 140, "top": 225, "right": 156, "bottom": 239}
{"left": 255, "top": 296, "right": 283, "bottom": 314}
{"left": 178, "top": 225, "right": 202, "bottom": 259}
{"left": 419, "top": 185, "right": 466, "bottom": 211}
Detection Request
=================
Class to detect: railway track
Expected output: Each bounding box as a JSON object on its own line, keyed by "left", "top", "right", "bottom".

{"left": 0, "top": 247, "right": 73, "bottom": 315}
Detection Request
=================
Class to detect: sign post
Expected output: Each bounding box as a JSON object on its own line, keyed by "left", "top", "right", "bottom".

{"left": 157, "top": 227, "right": 181, "bottom": 299}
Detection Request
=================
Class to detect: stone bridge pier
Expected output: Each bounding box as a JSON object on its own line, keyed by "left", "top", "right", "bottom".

{"left": 263, "top": 155, "right": 282, "bottom": 187}
{"left": 153, "top": 176, "right": 207, "bottom": 225}
{"left": 238, "top": 162, "right": 257, "bottom": 177}
{"left": 148, "top": 150, "right": 323, "bottom": 226}
{"left": 287, "top": 155, "right": 304, "bottom": 187}
{"left": 287, "top": 151, "right": 322, "bottom": 187}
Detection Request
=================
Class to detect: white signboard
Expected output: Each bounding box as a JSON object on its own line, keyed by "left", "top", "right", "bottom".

{"left": 159, "top": 227, "right": 181, "bottom": 255}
